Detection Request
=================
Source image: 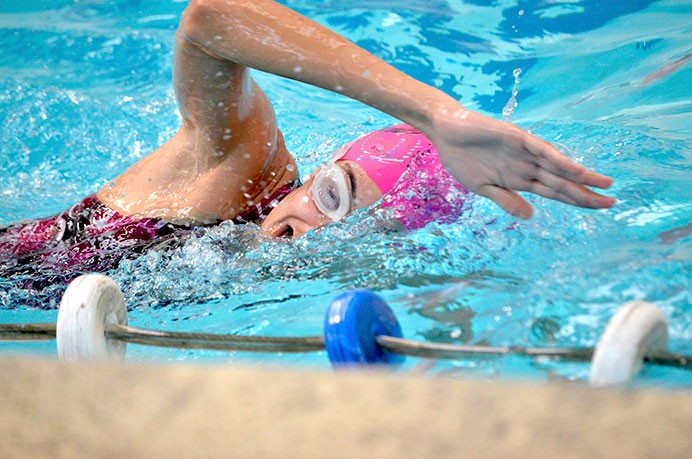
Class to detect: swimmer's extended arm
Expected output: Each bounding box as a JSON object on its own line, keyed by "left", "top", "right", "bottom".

{"left": 184, "top": 0, "right": 615, "bottom": 218}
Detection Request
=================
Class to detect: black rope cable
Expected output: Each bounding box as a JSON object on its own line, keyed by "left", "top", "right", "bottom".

{"left": 1, "top": 322, "right": 692, "bottom": 370}
{"left": 376, "top": 337, "right": 692, "bottom": 370}
{"left": 375, "top": 335, "right": 594, "bottom": 361}
{"left": 0, "top": 323, "right": 56, "bottom": 341}
{"left": 104, "top": 324, "right": 325, "bottom": 353}
{"left": 644, "top": 350, "right": 692, "bottom": 370}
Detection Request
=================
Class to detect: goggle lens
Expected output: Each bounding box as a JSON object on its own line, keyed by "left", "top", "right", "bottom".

{"left": 311, "top": 162, "right": 351, "bottom": 221}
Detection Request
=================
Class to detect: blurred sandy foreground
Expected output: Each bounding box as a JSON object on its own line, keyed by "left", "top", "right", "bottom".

{"left": 0, "top": 358, "right": 690, "bottom": 458}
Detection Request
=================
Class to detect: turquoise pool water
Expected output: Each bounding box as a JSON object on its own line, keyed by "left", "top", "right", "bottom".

{"left": 1, "top": 0, "right": 691, "bottom": 386}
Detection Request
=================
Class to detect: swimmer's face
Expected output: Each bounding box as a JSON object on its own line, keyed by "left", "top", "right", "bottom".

{"left": 261, "top": 160, "right": 383, "bottom": 238}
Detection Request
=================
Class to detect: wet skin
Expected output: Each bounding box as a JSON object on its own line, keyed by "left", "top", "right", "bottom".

{"left": 261, "top": 160, "right": 383, "bottom": 238}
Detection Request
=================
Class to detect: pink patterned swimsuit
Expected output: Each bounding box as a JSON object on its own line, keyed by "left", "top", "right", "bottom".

{"left": 0, "top": 184, "right": 296, "bottom": 290}
{"left": 0, "top": 195, "right": 179, "bottom": 275}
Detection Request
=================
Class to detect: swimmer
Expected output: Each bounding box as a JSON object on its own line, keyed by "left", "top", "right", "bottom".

{"left": 1, "top": 0, "right": 615, "bottom": 276}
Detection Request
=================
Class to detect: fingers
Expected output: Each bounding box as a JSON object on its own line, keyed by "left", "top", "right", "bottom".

{"left": 537, "top": 154, "right": 613, "bottom": 190}
{"left": 535, "top": 169, "right": 616, "bottom": 209}
{"left": 475, "top": 162, "right": 615, "bottom": 219}
{"left": 572, "top": 168, "right": 613, "bottom": 190}
{"left": 476, "top": 184, "right": 534, "bottom": 219}
{"left": 524, "top": 136, "right": 614, "bottom": 189}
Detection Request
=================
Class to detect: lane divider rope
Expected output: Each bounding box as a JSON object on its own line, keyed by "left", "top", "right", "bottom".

{"left": 1, "top": 274, "right": 688, "bottom": 386}
{"left": 2, "top": 322, "right": 689, "bottom": 370}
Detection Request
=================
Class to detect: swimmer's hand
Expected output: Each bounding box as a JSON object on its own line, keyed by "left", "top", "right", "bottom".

{"left": 426, "top": 108, "right": 615, "bottom": 219}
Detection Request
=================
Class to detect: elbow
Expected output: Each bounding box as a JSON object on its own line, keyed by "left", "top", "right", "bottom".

{"left": 181, "top": 0, "right": 242, "bottom": 44}
{"left": 185, "top": 0, "right": 233, "bottom": 18}
{"left": 181, "top": 0, "right": 220, "bottom": 43}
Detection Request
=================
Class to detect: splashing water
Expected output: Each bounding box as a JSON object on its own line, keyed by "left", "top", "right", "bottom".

{"left": 502, "top": 68, "right": 522, "bottom": 122}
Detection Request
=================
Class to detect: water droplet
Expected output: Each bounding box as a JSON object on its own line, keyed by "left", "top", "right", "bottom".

{"left": 247, "top": 179, "right": 253, "bottom": 184}
{"left": 294, "top": 66, "right": 302, "bottom": 73}
{"left": 286, "top": 164, "right": 295, "bottom": 172}
{"left": 502, "top": 68, "right": 522, "bottom": 122}
{"left": 243, "top": 192, "right": 251, "bottom": 198}
{"left": 243, "top": 153, "right": 251, "bottom": 159}
{"left": 216, "top": 71, "right": 223, "bottom": 77}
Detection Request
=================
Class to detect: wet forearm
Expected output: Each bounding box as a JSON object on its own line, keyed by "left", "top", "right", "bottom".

{"left": 181, "top": 0, "right": 460, "bottom": 131}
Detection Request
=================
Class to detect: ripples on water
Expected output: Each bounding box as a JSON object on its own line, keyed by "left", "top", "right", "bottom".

{"left": 0, "top": 0, "right": 691, "bottom": 385}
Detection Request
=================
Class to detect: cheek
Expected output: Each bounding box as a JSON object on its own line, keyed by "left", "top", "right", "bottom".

{"left": 290, "top": 188, "right": 314, "bottom": 214}
{"left": 301, "top": 187, "right": 328, "bottom": 219}
{"left": 278, "top": 188, "right": 328, "bottom": 224}
{"left": 262, "top": 190, "right": 304, "bottom": 224}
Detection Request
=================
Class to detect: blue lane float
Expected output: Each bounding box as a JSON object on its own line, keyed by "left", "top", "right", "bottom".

{"left": 324, "top": 290, "right": 405, "bottom": 366}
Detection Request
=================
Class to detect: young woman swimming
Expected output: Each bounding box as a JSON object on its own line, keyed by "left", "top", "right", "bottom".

{"left": 0, "top": 0, "right": 615, "bottom": 277}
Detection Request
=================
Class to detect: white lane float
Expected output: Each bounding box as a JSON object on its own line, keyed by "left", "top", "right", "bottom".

{"left": 56, "top": 274, "right": 128, "bottom": 362}
{"left": 51, "top": 274, "right": 682, "bottom": 387}
{"left": 589, "top": 301, "right": 668, "bottom": 387}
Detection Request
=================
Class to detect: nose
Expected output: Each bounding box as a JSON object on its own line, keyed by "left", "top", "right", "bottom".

{"left": 260, "top": 185, "right": 327, "bottom": 238}
{"left": 285, "top": 218, "right": 320, "bottom": 238}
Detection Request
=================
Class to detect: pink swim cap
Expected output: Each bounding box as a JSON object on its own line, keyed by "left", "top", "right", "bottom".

{"left": 335, "top": 124, "right": 422, "bottom": 194}
{"left": 335, "top": 124, "right": 470, "bottom": 229}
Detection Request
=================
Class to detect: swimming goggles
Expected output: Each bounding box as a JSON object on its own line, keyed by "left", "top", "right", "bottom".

{"left": 311, "top": 161, "right": 351, "bottom": 222}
